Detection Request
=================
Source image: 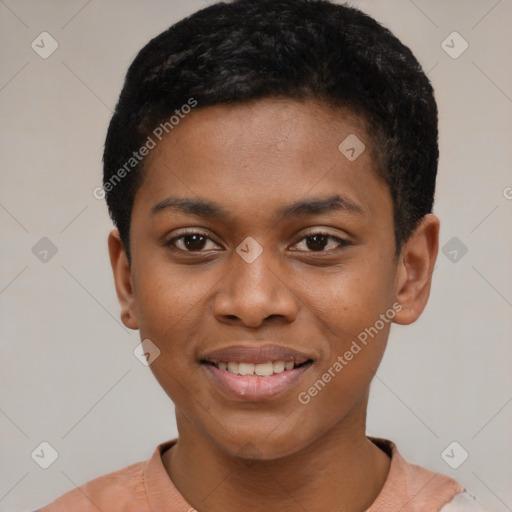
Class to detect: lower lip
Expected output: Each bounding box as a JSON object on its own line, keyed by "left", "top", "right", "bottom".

{"left": 203, "top": 363, "right": 312, "bottom": 401}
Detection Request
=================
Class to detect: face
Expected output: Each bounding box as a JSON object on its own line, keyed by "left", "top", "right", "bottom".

{"left": 109, "top": 98, "right": 436, "bottom": 460}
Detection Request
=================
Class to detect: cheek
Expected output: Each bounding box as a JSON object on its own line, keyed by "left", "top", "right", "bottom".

{"left": 133, "top": 268, "right": 204, "bottom": 403}
{"left": 295, "top": 256, "right": 394, "bottom": 393}
{"left": 133, "top": 261, "right": 209, "bottom": 337}
{"left": 298, "top": 256, "right": 395, "bottom": 335}
{"left": 297, "top": 320, "right": 390, "bottom": 433}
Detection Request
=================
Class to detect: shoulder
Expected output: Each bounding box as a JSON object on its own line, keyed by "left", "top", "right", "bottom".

{"left": 36, "top": 460, "right": 149, "bottom": 512}
{"left": 440, "top": 491, "right": 489, "bottom": 511}
{"left": 368, "top": 437, "right": 469, "bottom": 511}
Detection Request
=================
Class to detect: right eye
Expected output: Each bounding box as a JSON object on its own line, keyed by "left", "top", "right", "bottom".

{"left": 165, "top": 231, "right": 221, "bottom": 252}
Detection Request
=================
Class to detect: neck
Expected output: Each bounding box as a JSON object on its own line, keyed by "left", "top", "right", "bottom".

{"left": 163, "top": 398, "right": 390, "bottom": 512}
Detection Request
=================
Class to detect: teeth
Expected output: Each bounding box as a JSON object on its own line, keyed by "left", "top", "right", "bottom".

{"left": 227, "top": 362, "right": 239, "bottom": 374}
{"left": 238, "top": 363, "right": 255, "bottom": 375}
{"left": 255, "top": 362, "right": 274, "bottom": 376}
{"left": 212, "top": 360, "right": 306, "bottom": 376}
{"left": 273, "top": 361, "right": 285, "bottom": 373}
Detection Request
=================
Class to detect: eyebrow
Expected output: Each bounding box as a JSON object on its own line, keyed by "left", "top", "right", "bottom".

{"left": 151, "top": 194, "right": 365, "bottom": 220}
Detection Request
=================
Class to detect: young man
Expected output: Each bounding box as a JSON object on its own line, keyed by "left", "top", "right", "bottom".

{"left": 38, "top": 0, "right": 485, "bottom": 510}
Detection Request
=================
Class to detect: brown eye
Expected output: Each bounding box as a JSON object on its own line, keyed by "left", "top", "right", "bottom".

{"left": 166, "top": 232, "right": 219, "bottom": 252}
{"left": 292, "top": 233, "right": 349, "bottom": 253}
{"left": 305, "top": 234, "right": 329, "bottom": 251}
{"left": 180, "top": 234, "right": 208, "bottom": 251}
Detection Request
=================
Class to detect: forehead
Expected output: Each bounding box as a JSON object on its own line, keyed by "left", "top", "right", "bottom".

{"left": 135, "top": 98, "right": 390, "bottom": 223}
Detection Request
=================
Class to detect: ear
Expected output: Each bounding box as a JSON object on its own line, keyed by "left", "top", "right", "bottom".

{"left": 392, "top": 214, "right": 440, "bottom": 325}
{"left": 108, "top": 229, "right": 139, "bottom": 330}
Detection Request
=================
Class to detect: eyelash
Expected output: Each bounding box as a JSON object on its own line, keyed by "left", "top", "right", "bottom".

{"left": 165, "top": 230, "right": 350, "bottom": 253}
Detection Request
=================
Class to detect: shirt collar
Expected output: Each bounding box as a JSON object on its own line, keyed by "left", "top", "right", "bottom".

{"left": 144, "top": 437, "right": 464, "bottom": 511}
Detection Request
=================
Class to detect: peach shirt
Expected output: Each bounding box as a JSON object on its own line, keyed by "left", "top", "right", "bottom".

{"left": 37, "top": 437, "right": 467, "bottom": 511}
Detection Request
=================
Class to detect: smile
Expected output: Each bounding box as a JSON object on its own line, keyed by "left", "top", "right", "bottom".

{"left": 203, "top": 359, "right": 312, "bottom": 377}
{"left": 199, "top": 343, "right": 315, "bottom": 400}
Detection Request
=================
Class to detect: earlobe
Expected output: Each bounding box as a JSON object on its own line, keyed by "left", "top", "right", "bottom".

{"left": 393, "top": 214, "right": 440, "bottom": 325}
{"left": 108, "top": 229, "right": 139, "bottom": 330}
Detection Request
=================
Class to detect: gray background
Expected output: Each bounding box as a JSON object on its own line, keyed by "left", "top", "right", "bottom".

{"left": 1, "top": 0, "right": 511, "bottom": 511}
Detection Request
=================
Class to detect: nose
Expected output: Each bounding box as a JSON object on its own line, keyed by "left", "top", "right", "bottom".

{"left": 212, "top": 244, "right": 298, "bottom": 328}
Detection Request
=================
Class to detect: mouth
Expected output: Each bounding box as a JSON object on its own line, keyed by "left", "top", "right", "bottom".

{"left": 201, "top": 359, "right": 313, "bottom": 377}
{"left": 199, "top": 344, "right": 315, "bottom": 401}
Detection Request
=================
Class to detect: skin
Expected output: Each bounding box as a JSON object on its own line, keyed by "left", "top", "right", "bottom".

{"left": 108, "top": 98, "right": 440, "bottom": 512}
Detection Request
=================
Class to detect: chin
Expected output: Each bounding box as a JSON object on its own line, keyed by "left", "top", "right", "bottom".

{"left": 211, "top": 422, "right": 315, "bottom": 462}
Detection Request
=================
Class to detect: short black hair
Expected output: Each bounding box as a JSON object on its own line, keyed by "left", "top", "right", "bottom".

{"left": 103, "top": 0, "right": 438, "bottom": 262}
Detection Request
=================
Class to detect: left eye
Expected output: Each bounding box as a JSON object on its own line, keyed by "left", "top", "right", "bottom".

{"left": 292, "top": 233, "right": 348, "bottom": 252}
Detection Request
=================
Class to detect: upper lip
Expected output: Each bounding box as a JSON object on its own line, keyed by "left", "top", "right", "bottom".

{"left": 200, "top": 344, "right": 314, "bottom": 365}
